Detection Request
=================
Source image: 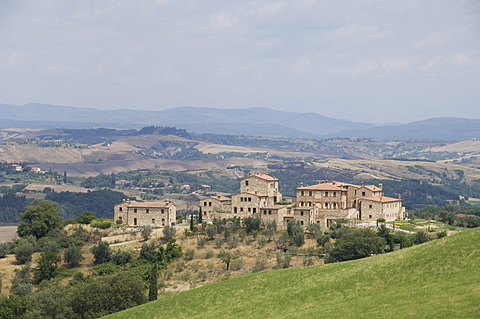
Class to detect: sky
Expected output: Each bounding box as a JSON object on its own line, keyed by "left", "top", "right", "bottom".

{"left": 1, "top": 0, "right": 479, "bottom": 124}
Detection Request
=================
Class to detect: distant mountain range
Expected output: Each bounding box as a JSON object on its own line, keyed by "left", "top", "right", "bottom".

{"left": 1, "top": 103, "right": 479, "bottom": 141}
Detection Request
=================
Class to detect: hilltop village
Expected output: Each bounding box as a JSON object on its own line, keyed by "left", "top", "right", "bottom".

{"left": 114, "top": 173, "right": 405, "bottom": 229}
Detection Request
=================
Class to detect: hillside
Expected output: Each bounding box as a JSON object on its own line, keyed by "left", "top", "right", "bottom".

{"left": 105, "top": 228, "right": 480, "bottom": 319}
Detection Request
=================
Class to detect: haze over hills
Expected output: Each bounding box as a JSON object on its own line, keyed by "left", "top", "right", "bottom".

{"left": 1, "top": 103, "right": 480, "bottom": 140}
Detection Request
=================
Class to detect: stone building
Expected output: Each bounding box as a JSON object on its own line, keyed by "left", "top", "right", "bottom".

{"left": 295, "top": 180, "right": 404, "bottom": 227}
{"left": 259, "top": 205, "right": 289, "bottom": 227}
{"left": 114, "top": 200, "right": 176, "bottom": 227}
{"left": 201, "top": 195, "right": 232, "bottom": 220}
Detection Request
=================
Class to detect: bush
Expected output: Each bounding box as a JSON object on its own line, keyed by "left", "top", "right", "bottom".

{"left": 0, "top": 242, "right": 10, "bottom": 258}
{"left": 252, "top": 258, "right": 267, "bottom": 273}
{"left": 112, "top": 249, "right": 133, "bottom": 266}
{"left": 184, "top": 249, "right": 195, "bottom": 261}
{"left": 163, "top": 226, "right": 176, "bottom": 241}
{"left": 197, "top": 237, "right": 207, "bottom": 248}
{"left": 231, "top": 258, "right": 243, "bottom": 271}
{"left": 15, "top": 239, "right": 35, "bottom": 264}
{"left": 90, "top": 218, "right": 112, "bottom": 229}
{"left": 64, "top": 245, "right": 84, "bottom": 267}
{"left": 274, "top": 253, "right": 292, "bottom": 269}
{"left": 91, "top": 241, "right": 112, "bottom": 264}
{"left": 11, "top": 264, "right": 32, "bottom": 296}
{"left": 141, "top": 226, "right": 153, "bottom": 241}
{"left": 91, "top": 262, "right": 121, "bottom": 276}
{"left": 204, "top": 249, "right": 214, "bottom": 259}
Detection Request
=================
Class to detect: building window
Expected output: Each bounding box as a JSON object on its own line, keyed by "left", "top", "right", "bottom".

{"left": 119, "top": 207, "right": 122, "bottom": 212}
{"left": 300, "top": 221, "right": 304, "bottom": 225}
{"left": 301, "top": 191, "right": 304, "bottom": 196}
{"left": 245, "top": 181, "right": 249, "bottom": 186}
{"left": 204, "top": 202, "right": 207, "bottom": 206}
{"left": 253, "top": 208, "right": 256, "bottom": 214}
{"left": 333, "top": 203, "right": 337, "bottom": 209}
{"left": 362, "top": 192, "right": 366, "bottom": 196}
{"left": 118, "top": 216, "right": 122, "bottom": 221}
{"left": 240, "top": 207, "right": 244, "bottom": 212}
{"left": 369, "top": 215, "right": 372, "bottom": 219}
{"left": 333, "top": 192, "right": 337, "bottom": 197}
{"left": 369, "top": 204, "right": 372, "bottom": 209}
{"left": 325, "top": 192, "right": 328, "bottom": 196}
{"left": 263, "top": 211, "right": 266, "bottom": 215}
{"left": 309, "top": 191, "right": 313, "bottom": 196}
{"left": 248, "top": 198, "right": 252, "bottom": 202}
{"left": 152, "top": 219, "right": 156, "bottom": 223}
{"left": 209, "top": 202, "right": 212, "bottom": 206}
{"left": 248, "top": 207, "right": 251, "bottom": 212}
{"left": 300, "top": 211, "right": 304, "bottom": 216}
{"left": 324, "top": 203, "right": 328, "bottom": 209}
{"left": 134, "top": 208, "right": 137, "bottom": 213}
{"left": 234, "top": 207, "right": 237, "bottom": 213}
{"left": 133, "top": 218, "right": 137, "bottom": 226}
{"left": 268, "top": 210, "right": 272, "bottom": 215}
{"left": 162, "top": 219, "right": 165, "bottom": 225}
{"left": 146, "top": 209, "right": 149, "bottom": 213}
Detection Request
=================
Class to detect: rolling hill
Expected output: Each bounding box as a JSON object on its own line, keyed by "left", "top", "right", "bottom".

{"left": 104, "top": 228, "right": 480, "bottom": 319}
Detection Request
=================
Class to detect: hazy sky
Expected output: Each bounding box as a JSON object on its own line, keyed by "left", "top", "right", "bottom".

{"left": 1, "top": 0, "right": 479, "bottom": 124}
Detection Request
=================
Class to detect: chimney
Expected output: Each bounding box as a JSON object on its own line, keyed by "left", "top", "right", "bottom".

{"left": 300, "top": 182, "right": 304, "bottom": 187}
{"left": 317, "top": 180, "right": 321, "bottom": 184}
{"left": 325, "top": 180, "right": 328, "bottom": 183}
{"left": 398, "top": 194, "right": 401, "bottom": 199}
{"left": 360, "top": 182, "right": 364, "bottom": 186}
{"left": 379, "top": 183, "right": 383, "bottom": 189}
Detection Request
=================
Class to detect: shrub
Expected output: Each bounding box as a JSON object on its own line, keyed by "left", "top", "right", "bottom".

{"left": 252, "top": 258, "right": 267, "bottom": 273}
{"left": 197, "top": 270, "right": 207, "bottom": 282}
{"left": 274, "top": 253, "right": 292, "bottom": 269}
{"left": 141, "top": 226, "right": 153, "bottom": 241}
{"left": 204, "top": 249, "right": 214, "bottom": 259}
{"left": 91, "top": 262, "right": 121, "bottom": 276}
{"left": 0, "top": 242, "right": 10, "bottom": 258}
{"left": 184, "top": 249, "right": 195, "bottom": 261}
{"left": 206, "top": 225, "right": 217, "bottom": 239}
{"left": 231, "top": 258, "right": 243, "bottom": 271}
{"left": 112, "top": 249, "right": 133, "bottom": 266}
{"left": 197, "top": 237, "right": 207, "bottom": 248}
{"left": 163, "top": 226, "right": 176, "bottom": 241}
{"left": 11, "top": 264, "right": 32, "bottom": 296}
{"left": 64, "top": 245, "right": 84, "bottom": 267}
{"left": 91, "top": 241, "right": 112, "bottom": 264}
{"left": 215, "top": 238, "right": 223, "bottom": 248}
{"left": 15, "top": 239, "right": 35, "bottom": 264}
{"left": 257, "top": 236, "right": 267, "bottom": 248}
{"left": 303, "top": 256, "right": 314, "bottom": 266}
{"left": 227, "top": 235, "right": 239, "bottom": 249}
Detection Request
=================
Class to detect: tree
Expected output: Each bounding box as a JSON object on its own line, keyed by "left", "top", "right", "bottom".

{"left": 148, "top": 263, "right": 158, "bottom": 301}
{"left": 11, "top": 264, "right": 33, "bottom": 296}
{"left": 218, "top": 249, "right": 232, "bottom": 270}
{"left": 326, "top": 228, "right": 386, "bottom": 263}
{"left": 439, "top": 210, "right": 456, "bottom": 226}
{"left": 91, "top": 240, "right": 112, "bottom": 264}
{"left": 243, "top": 217, "right": 261, "bottom": 234}
{"left": 15, "top": 238, "right": 35, "bottom": 264}
{"left": 141, "top": 226, "right": 153, "bottom": 241}
{"left": 189, "top": 214, "right": 194, "bottom": 231}
{"left": 0, "top": 242, "right": 9, "bottom": 258}
{"left": 287, "top": 220, "right": 305, "bottom": 247}
{"left": 17, "top": 200, "right": 63, "bottom": 239}
{"left": 162, "top": 225, "right": 176, "bottom": 241}
{"left": 64, "top": 245, "right": 84, "bottom": 267}
{"left": 76, "top": 211, "right": 97, "bottom": 224}
{"left": 198, "top": 207, "right": 203, "bottom": 224}
{"left": 206, "top": 224, "right": 217, "bottom": 239}
{"left": 34, "top": 250, "right": 61, "bottom": 283}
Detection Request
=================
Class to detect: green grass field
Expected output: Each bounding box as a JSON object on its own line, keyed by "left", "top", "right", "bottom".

{"left": 104, "top": 228, "right": 480, "bottom": 319}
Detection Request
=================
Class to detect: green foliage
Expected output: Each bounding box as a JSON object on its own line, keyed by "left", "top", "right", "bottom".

{"left": 15, "top": 238, "right": 35, "bottom": 264}
{"left": 76, "top": 210, "right": 97, "bottom": 224}
{"left": 33, "top": 251, "right": 61, "bottom": 284}
{"left": 0, "top": 294, "right": 32, "bottom": 319}
{"left": 218, "top": 249, "right": 232, "bottom": 270}
{"left": 306, "top": 223, "right": 321, "bottom": 236}
{"left": 413, "top": 231, "right": 431, "bottom": 244}
{"left": 112, "top": 249, "right": 133, "bottom": 266}
{"left": 141, "top": 226, "right": 153, "bottom": 241}
{"left": 11, "top": 264, "right": 33, "bottom": 296}
{"left": 287, "top": 220, "right": 305, "bottom": 247}
{"left": 243, "top": 217, "right": 261, "bottom": 234}
{"left": 91, "top": 240, "right": 112, "bottom": 264}
{"left": 0, "top": 192, "right": 32, "bottom": 224}
{"left": 17, "top": 200, "right": 63, "bottom": 239}
{"left": 92, "top": 262, "right": 122, "bottom": 276}
{"left": 162, "top": 225, "right": 176, "bottom": 241}
{"left": 90, "top": 218, "right": 112, "bottom": 229}
{"left": 0, "top": 242, "right": 9, "bottom": 258}
{"left": 274, "top": 253, "right": 292, "bottom": 269}
{"left": 45, "top": 189, "right": 129, "bottom": 219}
{"left": 206, "top": 224, "right": 217, "bottom": 239}
{"left": 184, "top": 249, "right": 195, "bottom": 261}
{"left": 148, "top": 263, "right": 158, "bottom": 302}
{"left": 326, "top": 228, "right": 386, "bottom": 263}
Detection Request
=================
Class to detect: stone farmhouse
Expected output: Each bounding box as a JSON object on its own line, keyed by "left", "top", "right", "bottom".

{"left": 201, "top": 173, "right": 405, "bottom": 229}
{"left": 114, "top": 199, "right": 176, "bottom": 227}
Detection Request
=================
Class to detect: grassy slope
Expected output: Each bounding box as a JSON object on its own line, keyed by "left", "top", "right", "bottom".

{"left": 105, "top": 229, "right": 480, "bottom": 319}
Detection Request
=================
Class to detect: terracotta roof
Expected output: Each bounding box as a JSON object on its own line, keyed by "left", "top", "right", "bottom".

{"left": 118, "top": 200, "right": 174, "bottom": 208}
{"left": 260, "top": 205, "right": 289, "bottom": 210}
{"left": 297, "top": 183, "right": 344, "bottom": 191}
{"left": 360, "top": 185, "right": 383, "bottom": 192}
{"left": 203, "top": 195, "right": 231, "bottom": 202}
{"left": 362, "top": 196, "right": 401, "bottom": 203}
{"left": 232, "top": 191, "right": 268, "bottom": 197}
{"left": 241, "top": 174, "right": 278, "bottom": 181}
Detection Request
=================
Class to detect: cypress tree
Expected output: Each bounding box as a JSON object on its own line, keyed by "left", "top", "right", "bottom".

{"left": 148, "top": 263, "right": 158, "bottom": 301}
{"left": 190, "top": 214, "right": 194, "bottom": 231}
{"left": 198, "top": 207, "right": 203, "bottom": 224}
